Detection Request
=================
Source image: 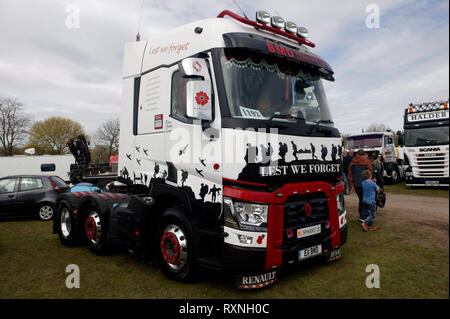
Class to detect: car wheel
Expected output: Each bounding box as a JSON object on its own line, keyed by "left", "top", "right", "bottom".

{"left": 83, "top": 205, "right": 111, "bottom": 255}
{"left": 157, "top": 207, "right": 197, "bottom": 282}
{"left": 38, "top": 203, "right": 55, "bottom": 221}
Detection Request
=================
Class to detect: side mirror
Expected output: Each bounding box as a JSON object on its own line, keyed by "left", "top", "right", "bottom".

{"left": 179, "top": 58, "right": 212, "bottom": 121}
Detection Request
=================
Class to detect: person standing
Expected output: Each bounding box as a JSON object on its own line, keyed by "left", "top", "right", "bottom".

{"left": 360, "top": 170, "right": 379, "bottom": 231}
{"left": 348, "top": 150, "right": 373, "bottom": 221}
{"left": 371, "top": 154, "right": 384, "bottom": 189}
{"left": 342, "top": 150, "right": 352, "bottom": 195}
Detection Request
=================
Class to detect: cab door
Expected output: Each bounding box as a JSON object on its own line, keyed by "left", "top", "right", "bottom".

{"left": 0, "top": 177, "right": 19, "bottom": 215}
{"left": 384, "top": 135, "right": 396, "bottom": 162}
{"left": 164, "top": 55, "right": 223, "bottom": 217}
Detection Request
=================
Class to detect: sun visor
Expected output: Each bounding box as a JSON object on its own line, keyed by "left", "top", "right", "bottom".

{"left": 223, "top": 33, "right": 333, "bottom": 74}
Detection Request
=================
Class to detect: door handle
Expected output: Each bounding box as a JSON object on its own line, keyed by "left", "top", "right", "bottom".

{"left": 8, "top": 195, "right": 14, "bottom": 198}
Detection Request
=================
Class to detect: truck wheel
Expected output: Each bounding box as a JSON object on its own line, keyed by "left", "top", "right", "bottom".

{"left": 56, "top": 201, "right": 77, "bottom": 246}
{"left": 390, "top": 167, "right": 400, "bottom": 184}
{"left": 37, "top": 203, "right": 55, "bottom": 221}
{"left": 83, "top": 205, "right": 111, "bottom": 255}
{"left": 158, "top": 208, "right": 197, "bottom": 282}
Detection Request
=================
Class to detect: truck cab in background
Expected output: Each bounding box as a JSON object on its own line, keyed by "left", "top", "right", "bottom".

{"left": 399, "top": 101, "right": 449, "bottom": 187}
{"left": 346, "top": 131, "right": 404, "bottom": 184}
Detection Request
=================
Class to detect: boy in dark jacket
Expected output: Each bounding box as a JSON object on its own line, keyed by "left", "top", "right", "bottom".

{"left": 348, "top": 150, "right": 373, "bottom": 220}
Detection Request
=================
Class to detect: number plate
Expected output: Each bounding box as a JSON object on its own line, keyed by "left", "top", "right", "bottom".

{"left": 425, "top": 180, "right": 439, "bottom": 186}
{"left": 298, "top": 244, "right": 322, "bottom": 261}
{"left": 297, "top": 224, "right": 321, "bottom": 239}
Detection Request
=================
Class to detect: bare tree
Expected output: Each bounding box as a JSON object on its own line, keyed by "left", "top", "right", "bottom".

{"left": 366, "top": 123, "right": 392, "bottom": 133}
{"left": 95, "top": 118, "right": 120, "bottom": 159}
{"left": 0, "top": 97, "right": 31, "bottom": 156}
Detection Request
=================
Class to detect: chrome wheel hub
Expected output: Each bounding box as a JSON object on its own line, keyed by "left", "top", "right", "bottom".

{"left": 85, "top": 211, "right": 102, "bottom": 245}
{"left": 60, "top": 207, "right": 71, "bottom": 238}
{"left": 160, "top": 224, "right": 188, "bottom": 271}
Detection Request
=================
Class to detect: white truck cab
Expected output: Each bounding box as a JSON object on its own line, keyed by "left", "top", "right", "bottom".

{"left": 399, "top": 101, "right": 449, "bottom": 187}
{"left": 346, "top": 131, "right": 404, "bottom": 183}
{"left": 54, "top": 10, "right": 347, "bottom": 289}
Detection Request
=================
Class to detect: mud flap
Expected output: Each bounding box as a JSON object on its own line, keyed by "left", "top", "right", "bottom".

{"left": 326, "top": 247, "right": 341, "bottom": 263}
{"left": 236, "top": 269, "right": 279, "bottom": 289}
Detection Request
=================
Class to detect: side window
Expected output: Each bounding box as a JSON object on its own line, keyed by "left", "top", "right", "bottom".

{"left": 41, "top": 163, "right": 56, "bottom": 172}
{"left": 384, "top": 136, "right": 393, "bottom": 145}
{"left": 0, "top": 178, "right": 16, "bottom": 194}
{"left": 170, "top": 71, "right": 191, "bottom": 123}
{"left": 19, "top": 178, "right": 44, "bottom": 192}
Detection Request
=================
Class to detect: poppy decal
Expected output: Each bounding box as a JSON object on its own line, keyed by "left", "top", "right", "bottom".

{"left": 195, "top": 91, "right": 209, "bottom": 106}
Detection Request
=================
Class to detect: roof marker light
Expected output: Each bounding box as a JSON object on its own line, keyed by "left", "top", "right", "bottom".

{"left": 256, "top": 10, "right": 270, "bottom": 24}
{"left": 217, "top": 10, "right": 316, "bottom": 47}
{"left": 270, "top": 16, "right": 285, "bottom": 28}
{"left": 297, "top": 26, "right": 309, "bottom": 38}
{"left": 284, "top": 21, "right": 297, "bottom": 33}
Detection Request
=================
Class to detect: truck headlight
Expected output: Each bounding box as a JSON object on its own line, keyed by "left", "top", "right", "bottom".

{"left": 224, "top": 197, "right": 268, "bottom": 231}
{"left": 336, "top": 193, "right": 345, "bottom": 215}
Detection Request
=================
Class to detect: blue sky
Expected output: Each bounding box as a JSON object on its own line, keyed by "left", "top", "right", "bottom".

{"left": 0, "top": 0, "right": 448, "bottom": 136}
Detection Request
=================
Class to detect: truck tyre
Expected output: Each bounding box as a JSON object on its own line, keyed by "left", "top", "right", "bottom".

{"left": 157, "top": 207, "right": 197, "bottom": 282}
{"left": 83, "top": 204, "right": 111, "bottom": 255}
{"left": 390, "top": 166, "right": 400, "bottom": 184}
{"left": 56, "top": 200, "right": 77, "bottom": 246}
{"left": 37, "top": 203, "right": 55, "bottom": 221}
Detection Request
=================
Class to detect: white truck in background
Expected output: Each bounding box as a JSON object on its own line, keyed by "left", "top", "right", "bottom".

{"left": 0, "top": 154, "right": 74, "bottom": 182}
{"left": 346, "top": 131, "right": 405, "bottom": 184}
{"left": 398, "top": 100, "right": 449, "bottom": 187}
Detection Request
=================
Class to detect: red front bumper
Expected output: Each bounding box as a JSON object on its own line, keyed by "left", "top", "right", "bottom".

{"left": 224, "top": 181, "right": 344, "bottom": 271}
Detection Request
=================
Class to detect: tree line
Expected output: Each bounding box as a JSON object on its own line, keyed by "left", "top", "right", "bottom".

{"left": 0, "top": 96, "right": 119, "bottom": 164}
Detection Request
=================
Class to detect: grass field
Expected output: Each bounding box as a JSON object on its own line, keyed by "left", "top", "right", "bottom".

{"left": 0, "top": 206, "right": 448, "bottom": 299}
{"left": 384, "top": 182, "right": 448, "bottom": 198}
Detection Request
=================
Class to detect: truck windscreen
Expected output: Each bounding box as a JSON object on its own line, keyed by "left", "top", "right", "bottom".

{"left": 219, "top": 48, "right": 333, "bottom": 128}
{"left": 347, "top": 135, "right": 383, "bottom": 149}
{"left": 404, "top": 126, "right": 449, "bottom": 147}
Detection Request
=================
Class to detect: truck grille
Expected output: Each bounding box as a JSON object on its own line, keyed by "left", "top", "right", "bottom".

{"left": 413, "top": 152, "right": 449, "bottom": 178}
{"left": 283, "top": 193, "right": 330, "bottom": 248}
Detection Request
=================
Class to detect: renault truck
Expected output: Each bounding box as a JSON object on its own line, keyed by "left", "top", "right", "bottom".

{"left": 53, "top": 10, "right": 347, "bottom": 288}
{"left": 399, "top": 101, "right": 449, "bottom": 187}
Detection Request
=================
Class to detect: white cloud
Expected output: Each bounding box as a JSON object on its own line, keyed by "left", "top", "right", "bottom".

{"left": 0, "top": 0, "right": 448, "bottom": 138}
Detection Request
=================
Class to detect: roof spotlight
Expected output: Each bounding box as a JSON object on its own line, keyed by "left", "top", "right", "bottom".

{"left": 270, "top": 16, "right": 285, "bottom": 29}
{"left": 297, "top": 26, "right": 309, "bottom": 38}
{"left": 256, "top": 10, "right": 271, "bottom": 24}
{"left": 284, "top": 21, "right": 297, "bottom": 33}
